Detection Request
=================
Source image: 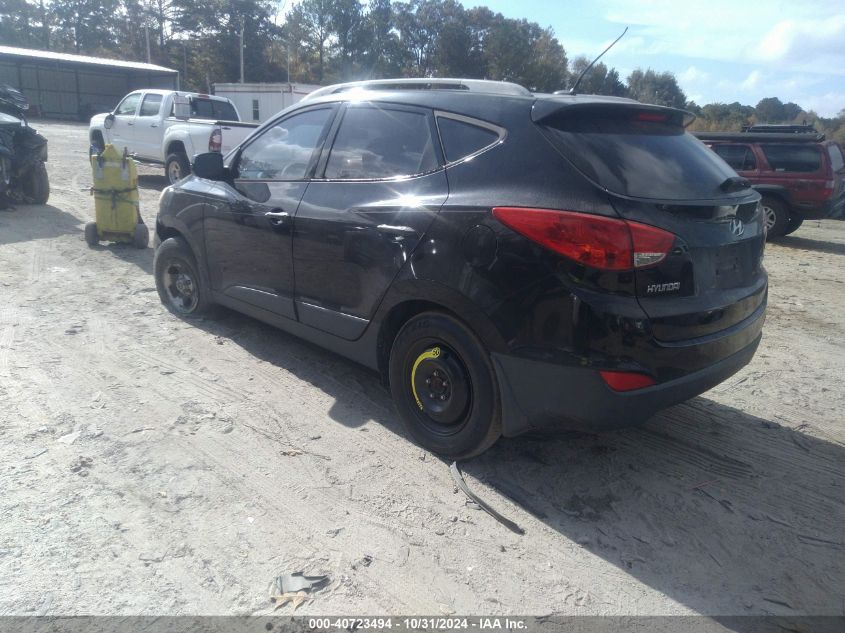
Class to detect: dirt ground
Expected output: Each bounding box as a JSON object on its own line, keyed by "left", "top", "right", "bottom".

{"left": 1, "top": 121, "right": 844, "bottom": 617}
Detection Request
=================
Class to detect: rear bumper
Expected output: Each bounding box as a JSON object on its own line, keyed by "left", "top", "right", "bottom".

{"left": 492, "top": 311, "right": 764, "bottom": 437}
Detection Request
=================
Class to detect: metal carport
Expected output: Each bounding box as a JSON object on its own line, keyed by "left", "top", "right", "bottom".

{"left": 0, "top": 45, "right": 178, "bottom": 121}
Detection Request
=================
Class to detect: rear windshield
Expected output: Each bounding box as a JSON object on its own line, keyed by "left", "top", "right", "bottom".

{"left": 760, "top": 144, "right": 821, "bottom": 173}
{"left": 191, "top": 98, "right": 238, "bottom": 121}
{"left": 542, "top": 113, "right": 740, "bottom": 201}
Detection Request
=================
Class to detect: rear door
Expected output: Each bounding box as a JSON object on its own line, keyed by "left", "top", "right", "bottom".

{"left": 538, "top": 105, "right": 766, "bottom": 342}
{"left": 757, "top": 143, "right": 825, "bottom": 208}
{"left": 292, "top": 102, "right": 447, "bottom": 340}
{"left": 133, "top": 92, "right": 165, "bottom": 161}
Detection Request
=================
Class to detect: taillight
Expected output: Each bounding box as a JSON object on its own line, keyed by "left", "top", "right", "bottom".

{"left": 599, "top": 370, "right": 656, "bottom": 391}
{"left": 492, "top": 207, "right": 675, "bottom": 271}
{"left": 208, "top": 128, "right": 222, "bottom": 152}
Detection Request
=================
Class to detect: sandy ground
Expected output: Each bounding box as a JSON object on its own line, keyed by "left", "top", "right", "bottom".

{"left": 0, "top": 121, "right": 843, "bottom": 617}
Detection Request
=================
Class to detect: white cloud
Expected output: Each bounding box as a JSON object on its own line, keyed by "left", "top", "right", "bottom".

{"left": 679, "top": 66, "right": 709, "bottom": 83}
{"left": 741, "top": 70, "right": 763, "bottom": 91}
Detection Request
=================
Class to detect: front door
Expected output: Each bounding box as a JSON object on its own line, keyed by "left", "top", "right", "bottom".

{"left": 108, "top": 92, "right": 141, "bottom": 153}
{"left": 293, "top": 103, "right": 447, "bottom": 340}
{"left": 203, "top": 105, "right": 337, "bottom": 320}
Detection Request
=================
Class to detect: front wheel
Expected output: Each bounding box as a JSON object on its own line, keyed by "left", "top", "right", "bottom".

{"left": 22, "top": 161, "right": 49, "bottom": 204}
{"left": 154, "top": 237, "right": 214, "bottom": 317}
{"left": 389, "top": 312, "right": 502, "bottom": 459}
{"left": 165, "top": 152, "right": 190, "bottom": 185}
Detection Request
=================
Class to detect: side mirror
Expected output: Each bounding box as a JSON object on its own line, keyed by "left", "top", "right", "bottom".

{"left": 104, "top": 114, "right": 115, "bottom": 130}
{"left": 192, "top": 152, "right": 225, "bottom": 180}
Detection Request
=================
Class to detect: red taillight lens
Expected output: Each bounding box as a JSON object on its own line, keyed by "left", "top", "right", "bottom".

{"left": 599, "top": 370, "right": 656, "bottom": 391}
{"left": 492, "top": 207, "right": 675, "bottom": 271}
{"left": 634, "top": 111, "right": 670, "bottom": 123}
{"left": 208, "top": 128, "right": 222, "bottom": 152}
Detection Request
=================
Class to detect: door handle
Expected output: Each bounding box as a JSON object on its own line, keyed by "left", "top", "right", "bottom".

{"left": 265, "top": 210, "right": 290, "bottom": 226}
{"left": 150, "top": 123, "right": 158, "bottom": 128}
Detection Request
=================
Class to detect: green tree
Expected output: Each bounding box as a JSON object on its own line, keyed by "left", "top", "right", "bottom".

{"left": 755, "top": 97, "right": 786, "bottom": 123}
{"left": 569, "top": 56, "right": 626, "bottom": 96}
{"left": 626, "top": 68, "right": 686, "bottom": 109}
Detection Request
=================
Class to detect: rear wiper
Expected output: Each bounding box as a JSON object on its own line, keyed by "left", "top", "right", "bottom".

{"left": 720, "top": 176, "right": 751, "bottom": 193}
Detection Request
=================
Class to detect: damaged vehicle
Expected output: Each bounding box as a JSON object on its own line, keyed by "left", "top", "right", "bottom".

{"left": 153, "top": 80, "right": 767, "bottom": 459}
{"left": 0, "top": 84, "right": 49, "bottom": 209}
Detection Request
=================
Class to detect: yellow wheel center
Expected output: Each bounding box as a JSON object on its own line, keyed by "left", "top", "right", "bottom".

{"left": 411, "top": 347, "right": 441, "bottom": 410}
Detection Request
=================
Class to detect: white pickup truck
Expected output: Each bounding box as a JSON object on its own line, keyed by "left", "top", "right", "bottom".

{"left": 88, "top": 90, "right": 260, "bottom": 184}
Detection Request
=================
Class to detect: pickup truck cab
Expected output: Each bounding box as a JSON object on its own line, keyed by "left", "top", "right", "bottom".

{"left": 89, "top": 90, "right": 259, "bottom": 184}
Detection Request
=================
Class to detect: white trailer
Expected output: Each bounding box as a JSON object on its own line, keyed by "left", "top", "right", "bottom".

{"left": 212, "top": 82, "right": 322, "bottom": 123}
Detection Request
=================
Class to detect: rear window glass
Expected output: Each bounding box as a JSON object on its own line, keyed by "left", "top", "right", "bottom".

{"left": 828, "top": 145, "right": 844, "bottom": 172}
{"left": 325, "top": 106, "right": 437, "bottom": 179}
{"left": 437, "top": 117, "right": 500, "bottom": 162}
{"left": 760, "top": 144, "right": 821, "bottom": 172}
{"left": 542, "top": 113, "right": 739, "bottom": 201}
{"left": 191, "top": 98, "right": 238, "bottom": 121}
{"left": 711, "top": 144, "right": 756, "bottom": 171}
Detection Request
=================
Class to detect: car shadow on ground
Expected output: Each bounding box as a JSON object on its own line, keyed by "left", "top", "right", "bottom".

{"left": 89, "top": 241, "right": 154, "bottom": 275}
{"left": 184, "top": 307, "right": 844, "bottom": 617}
{"left": 137, "top": 174, "right": 167, "bottom": 192}
{"left": 772, "top": 235, "right": 845, "bottom": 256}
{"left": 0, "top": 203, "right": 82, "bottom": 246}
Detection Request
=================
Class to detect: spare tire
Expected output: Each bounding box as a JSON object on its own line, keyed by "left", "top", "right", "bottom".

{"left": 22, "top": 161, "right": 49, "bottom": 204}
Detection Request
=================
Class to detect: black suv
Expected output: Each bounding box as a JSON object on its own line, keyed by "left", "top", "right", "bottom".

{"left": 154, "top": 80, "right": 767, "bottom": 458}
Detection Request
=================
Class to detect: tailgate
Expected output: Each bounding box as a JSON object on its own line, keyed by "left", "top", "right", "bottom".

{"left": 537, "top": 100, "right": 767, "bottom": 342}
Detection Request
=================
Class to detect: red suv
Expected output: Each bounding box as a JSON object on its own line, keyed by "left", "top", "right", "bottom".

{"left": 696, "top": 129, "right": 845, "bottom": 237}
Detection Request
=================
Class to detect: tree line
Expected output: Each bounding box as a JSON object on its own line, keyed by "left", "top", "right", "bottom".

{"left": 1, "top": 0, "right": 842, "bottom": 141}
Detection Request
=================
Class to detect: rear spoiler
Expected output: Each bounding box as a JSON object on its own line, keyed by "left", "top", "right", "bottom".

{"left": 532, "top": 97, "right": 696, "bottom": 128}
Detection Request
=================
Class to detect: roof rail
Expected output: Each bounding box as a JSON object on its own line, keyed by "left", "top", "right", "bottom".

{"left": 694, "top": 131, "right": 826, "bottom": 143}
{"left": 741, "top": 124, "right": 818, "bottom": 134}
{"left": 302, "top": 78, "right": 532, "bottom": 101}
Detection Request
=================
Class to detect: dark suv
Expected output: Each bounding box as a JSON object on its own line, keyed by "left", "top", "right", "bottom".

{"left": 153, "top": 81, "right": 767, "bottom": 458}
{"left": 695, "top": 129, "right": 845, "bottom": 237}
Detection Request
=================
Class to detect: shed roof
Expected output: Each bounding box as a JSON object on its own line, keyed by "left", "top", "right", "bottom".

{"left": 0, "top": 45, "right": 177, "bottom": 74}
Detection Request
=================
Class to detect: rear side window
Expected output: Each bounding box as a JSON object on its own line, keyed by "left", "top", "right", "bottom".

{"left": 437, "top": 116, "right": 501, "bottom": 163}
{"left": 542, "top": 111, "right": 739, "bottom": 201}
{"left": 191, "top": 99, "right": 238, "bottom": 121}
{"left": 760, "top": 144, "right": 822, "bottom": 173}
{"left": 828, "top": 145, "right": 844, "bottom": 172}
{"left": 139, "top": 94, "right": 162, "bottom": 117}
{"left": 325, "top": 106, "right": 437, "bottom": 179}
{"left": 711, "top": 144, "right": 756, "bottom": 171}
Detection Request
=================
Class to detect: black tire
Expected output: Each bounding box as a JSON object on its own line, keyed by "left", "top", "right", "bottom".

{"left": 90, "top": 132, "right": 104, "bottom": 156}
{"left": 133, "top": 222, "right": 149, "bottom": 249}
{"left": 154, "top": 237, "right": 214, "bottom": 317}
{"left": 22, "top": 161, "right": 50, "bottom": 204}
{"left": 388, "top": 312, "right": 502, "bottom": 459}
{"left": 84, "top": 221, "right": 98, "bottom": 247}
{"left": 783, "top": 214, "right": 804, "bottom": 236}
{"left": 165, "top": 152, "right": 191, "bottom": 185}
{"left": 761, "top": 196, "right": 789, "bottom": 238}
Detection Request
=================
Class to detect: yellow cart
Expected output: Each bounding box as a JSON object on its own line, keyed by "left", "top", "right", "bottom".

{"left": 85, "top": 144, "right": 148, "bottom": 248}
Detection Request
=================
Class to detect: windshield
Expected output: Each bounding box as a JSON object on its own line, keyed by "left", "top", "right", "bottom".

{"left": 543, "top": 112, "right": 740, "bottom": 201}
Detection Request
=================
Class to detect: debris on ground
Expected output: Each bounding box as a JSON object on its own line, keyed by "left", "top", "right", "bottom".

{"left": 269, "top": 572, "right": 329, "bottom": 610}
{"left": 449, "top": 461, "right": 524, "bottom": 535}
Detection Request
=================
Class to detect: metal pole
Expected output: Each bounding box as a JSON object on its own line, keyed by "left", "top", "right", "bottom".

{"left": 287, "top": 41, "right": 291, "bottom": 84}
{"left": 145, "top": 25, "right": 151, "bottom": 63}
{"left": 239, "top": 19, "right": 245, "bottom": 83}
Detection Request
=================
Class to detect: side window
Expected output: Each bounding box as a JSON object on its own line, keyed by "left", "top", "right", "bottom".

{"left": 437, "top": 116, "right": 502, "bottom": 163}
{"left": 712, "top": 144, "right": 756, "bottom": 171}
{"left": 237, "top": 108, "right": 333, "bottom": 181}
{"left": 760, "top": 144, "right": 822, "bottom": 173}
{"left": 138, "top": 94, "right": 163, "bottom": 117}
{"left": 828, "top": 145, "right": 844, "bottom": 172}
{"left": 324, "top": 106, "right": 437, "bottom": 179}
{"left": 115, "top": 93, "right": 141, "bottom": 116}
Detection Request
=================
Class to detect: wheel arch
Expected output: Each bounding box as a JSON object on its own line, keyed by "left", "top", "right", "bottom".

{"left": 374, "top": 283, "right": 508, "bottom": 387}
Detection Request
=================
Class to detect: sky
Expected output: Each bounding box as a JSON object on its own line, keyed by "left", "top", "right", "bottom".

{"left": 460, "top": 0, "right": 845, "bottom": 117}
